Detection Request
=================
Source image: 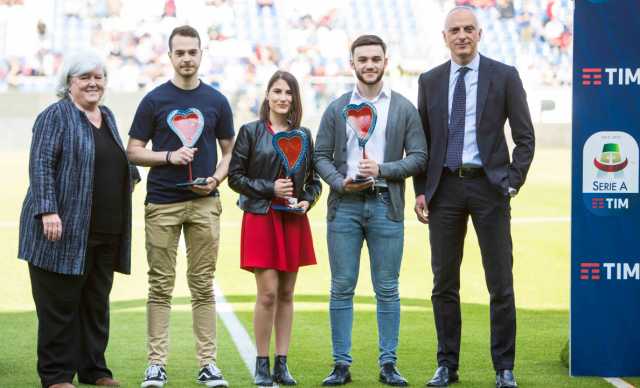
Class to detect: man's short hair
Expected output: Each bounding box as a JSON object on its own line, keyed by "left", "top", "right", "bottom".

{"left": 350, "top": 34, "right": 387, "bottom": 56}
{"left": 168, "top": 25, "right": 201, "bottom": 51}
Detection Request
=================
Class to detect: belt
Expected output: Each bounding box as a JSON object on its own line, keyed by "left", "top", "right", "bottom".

{"left": 344, "top": 186, "right": 388, "bottom": 198}
{"left": 444, "top": 166, "right": 485, "bottom": 179}
{"left": 361, "top": 186, "right": 388, "bottom": 196}
{"left": 373, "top": 186, "right": 388, "bottom": 194}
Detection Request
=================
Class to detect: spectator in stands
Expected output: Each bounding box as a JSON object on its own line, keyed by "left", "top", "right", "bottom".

{"left": 0, "top": 1, "right": 574, "bottom": 95}
{"left": 497, "top": 0, "right": 515, "bottom": 19}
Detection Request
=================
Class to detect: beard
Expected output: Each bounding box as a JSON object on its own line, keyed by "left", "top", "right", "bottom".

{"left": 355, "top": 69, "right": 384, "bottom": 85}
{"left": 176, "top": 65, "right": 198, "bottom": 77}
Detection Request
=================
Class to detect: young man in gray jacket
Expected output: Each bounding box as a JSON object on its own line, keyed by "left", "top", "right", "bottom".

{"left": 314, "top": 34, "right": 427, "bottom": 386}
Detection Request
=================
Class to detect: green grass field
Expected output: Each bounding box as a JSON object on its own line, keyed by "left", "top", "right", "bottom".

{"left": 1, "top": 148, "right": 638, "bottom": 387}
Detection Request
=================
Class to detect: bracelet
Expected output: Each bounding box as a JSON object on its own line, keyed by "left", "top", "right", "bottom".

{"left": 166, "top": 151, "right": 172, "bottom": 164}
{"left": 211, "top": 176, "right": 221, "bottom": 186}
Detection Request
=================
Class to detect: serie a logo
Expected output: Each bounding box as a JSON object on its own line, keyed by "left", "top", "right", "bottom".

{"left": 582, "top": 131, "right": 639, "bottom": 194}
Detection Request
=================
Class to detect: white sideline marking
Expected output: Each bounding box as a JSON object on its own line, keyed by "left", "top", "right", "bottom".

{"left": 215, "top": 284, "right": 280, "bottom": 388}
{"left": 214, "top": 284, "right": 257, "bottom": 374}
{"left": 604, "top": 378, "right": 635, "bottom": 388}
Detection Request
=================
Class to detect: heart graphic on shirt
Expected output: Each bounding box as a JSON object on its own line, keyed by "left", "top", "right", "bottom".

{"left": 272, "top": 129, "right": 308, "bottom": 176}
{"left": 343, "top": 102, "right": 377, "bottom": 147}
{"left": 166, "top": 108, "right": 205, "bottom": 147}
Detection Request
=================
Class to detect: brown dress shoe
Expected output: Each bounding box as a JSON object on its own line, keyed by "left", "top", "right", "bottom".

{"left": 95, "top": 377, "right": 121, "bottom": 387}
{"left": 48, "top": 383, "right": 76, "bottom": 388}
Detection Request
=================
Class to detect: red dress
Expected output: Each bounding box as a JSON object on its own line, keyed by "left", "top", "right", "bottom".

{"left": 239, "top": 123, "right": 317, "bottom": 272}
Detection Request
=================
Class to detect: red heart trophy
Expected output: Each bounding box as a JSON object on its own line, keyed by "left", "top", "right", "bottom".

{"left": 166, "top": 108, "right": 206, "bottom": 187}
{"left": 343, "top": 102, "right": 377, "bottom": 183}
{"left": 271, "top": 130, "right": 309, "bottom": 212}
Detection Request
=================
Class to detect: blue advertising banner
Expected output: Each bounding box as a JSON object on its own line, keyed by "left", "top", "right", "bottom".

{"left": 571, "top": 0, "right": 640, "bottom": 377}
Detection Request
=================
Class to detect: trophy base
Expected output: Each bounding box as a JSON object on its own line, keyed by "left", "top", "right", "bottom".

{"left": 271, "top": 204, "right": 305, "bottom": 213}
{"left": 176, "top": 177, "right": 208, "bottom": 187}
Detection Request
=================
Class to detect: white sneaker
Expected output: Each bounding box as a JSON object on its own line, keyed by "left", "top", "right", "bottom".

{"left": 197, "top": 363, "right": 229, "bottom": 387}
{"left": 141, "top": 364, "right": 167, "bottom": 388}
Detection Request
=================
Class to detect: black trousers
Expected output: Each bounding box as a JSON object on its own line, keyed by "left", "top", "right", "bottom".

{"left": 29, "top": 234, "right": 118, "bottom": 388}
{"left": 428, "top": 172, "right": 516, "bottom": 371}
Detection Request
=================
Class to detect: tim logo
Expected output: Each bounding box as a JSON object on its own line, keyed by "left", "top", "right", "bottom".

{"left": 591, "top": 197, "right": 629, "bottom": 209}
{"left": 579, "top": 262, "right": 601, "bottom": 280}
{"left": 582, "top": 68, "right": 603, "bottom": 86}
{"left": 579, "top": 261, "right": 640, "bottom": 280}
{"left": 581, "top": 67, "right": 640, "bottom": 86}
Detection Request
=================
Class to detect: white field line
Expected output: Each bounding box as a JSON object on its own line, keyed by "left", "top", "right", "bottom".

{"left": 215, "top": 284, "right": 281, "bottom": 387}
{"left": 214, "top": 284, "right": 257, "bottom": 375}
{"left": 0, "top": 216, "right": 570, "bottom": 229}
{"left": 604, "top": 378, "right": 636, "bottom": 388}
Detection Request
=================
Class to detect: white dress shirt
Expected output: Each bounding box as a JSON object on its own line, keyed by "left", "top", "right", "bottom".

{"left": 346, "top": 83, "right": 391, "bottom": 179}
{"left": 448, "top": 53, "right": 482, "bottom": 166}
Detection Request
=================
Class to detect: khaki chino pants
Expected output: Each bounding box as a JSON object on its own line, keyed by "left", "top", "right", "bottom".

{"left": 144, "top": 196, "right": 221, "bottom": 366}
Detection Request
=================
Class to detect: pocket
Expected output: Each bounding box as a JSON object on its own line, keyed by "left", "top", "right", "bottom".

{"left": 327, "top": 194, "right": 342, "bottom": 221}
{"left": 213, "top": 197, "right": 222, "bottom": 216}
{"left": 144, "top": 202, "right": 157, "bottom": 217}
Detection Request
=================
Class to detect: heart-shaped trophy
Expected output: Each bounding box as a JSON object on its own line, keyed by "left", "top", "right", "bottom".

{"left": 271, "top": 129, "right": 309, "bottom": 212}
{"left": 343, "top": 101, "right": 377, "bottom": 183}
{"left": 166, "top": 108, "right": 205, "bottom": 187}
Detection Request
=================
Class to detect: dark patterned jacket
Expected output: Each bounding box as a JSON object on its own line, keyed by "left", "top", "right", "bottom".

{"left": 18, "top": 98, "right": 140, "bottom": 275}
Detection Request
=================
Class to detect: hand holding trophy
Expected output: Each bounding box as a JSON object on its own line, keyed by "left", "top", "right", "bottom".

{"left": 271, "top": 129, "right": 309, "bottom": 213}
{"left": 166, "top": 108, "right": 206, "bottom": 187}
{"left": 343, "top": 101, "right": 377, "bottom": 183}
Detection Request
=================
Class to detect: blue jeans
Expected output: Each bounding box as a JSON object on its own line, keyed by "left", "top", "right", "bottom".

{"left": 327, "top": 191, "right": 404, "bottom": 366}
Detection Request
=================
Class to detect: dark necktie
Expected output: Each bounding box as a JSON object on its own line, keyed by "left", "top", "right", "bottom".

{"left": 445, "top": 66, "right": 470, "bottom": 171}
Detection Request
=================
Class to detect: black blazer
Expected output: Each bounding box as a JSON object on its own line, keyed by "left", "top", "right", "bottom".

{"left": 413, "top": 55, "right": 535, "bottom": 203}
{"left": 228, "top": 120, "right": 322, "bottom": 214}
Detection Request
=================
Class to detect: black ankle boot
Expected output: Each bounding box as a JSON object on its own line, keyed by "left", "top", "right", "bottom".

{"left": 273, "top": 354, "right": 297, "bottom": 385}
{"left": 254, "top": 356, "right": 273, "bottom": 386}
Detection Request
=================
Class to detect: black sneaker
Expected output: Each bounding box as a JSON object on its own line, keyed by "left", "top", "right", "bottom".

{"left": 141, "top": 364, "right": 167, "bottom": 388}
{"left": 197, "top": 363, "right": 229, "bottom": 387}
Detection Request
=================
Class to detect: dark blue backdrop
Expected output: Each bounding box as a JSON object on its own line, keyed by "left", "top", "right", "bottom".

{"left": 571, "top": 0, "right": 640, "bottom": 377}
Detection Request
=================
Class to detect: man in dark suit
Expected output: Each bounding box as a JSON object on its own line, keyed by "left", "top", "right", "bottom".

{"left": 413, "top": 6, "right": 535, "bottom": 388}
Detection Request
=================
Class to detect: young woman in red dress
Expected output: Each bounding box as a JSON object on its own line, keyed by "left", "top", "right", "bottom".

{"left": 228, "top": 70, "right": 321, "bottom": 386}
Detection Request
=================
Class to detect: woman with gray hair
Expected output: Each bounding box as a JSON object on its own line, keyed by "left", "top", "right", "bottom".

{"left": 18, "top": 50, "right": 139, "bottom": 388}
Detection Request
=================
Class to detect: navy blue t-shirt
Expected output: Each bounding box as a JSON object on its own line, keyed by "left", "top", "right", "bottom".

{"left": 129, "top": 81, "right": 234, "bottom": 204}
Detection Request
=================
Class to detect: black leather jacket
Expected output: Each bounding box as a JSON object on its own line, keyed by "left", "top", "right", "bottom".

{"left": 228, "top": 120, "right": 322, "bottom": 214}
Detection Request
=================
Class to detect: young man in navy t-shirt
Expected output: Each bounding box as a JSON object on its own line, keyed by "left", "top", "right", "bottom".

{"left": 127, "top": 25, "right": 234, "bottom": 388}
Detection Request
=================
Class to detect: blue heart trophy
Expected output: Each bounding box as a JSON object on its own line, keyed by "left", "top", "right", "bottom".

{"left": 271, "top": 129, "right": 309, "bottom": 213}
{"left": 166, "top": 108, "right": 207, "bottom": 187}
{"left": 342, "top": 102, "right": 377, "bottom": 183}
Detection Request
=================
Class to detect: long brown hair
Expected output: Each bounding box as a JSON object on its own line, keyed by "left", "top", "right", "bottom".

{"left": 259, "top": 70, "right": 303, "bottom": 129}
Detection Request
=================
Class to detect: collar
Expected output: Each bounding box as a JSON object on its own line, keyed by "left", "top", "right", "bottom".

{"left": 450, "top": 53, "right": 480, "bottom": 75}
{"left": 351, "top": 82, "right": 391, "bottom": 103}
